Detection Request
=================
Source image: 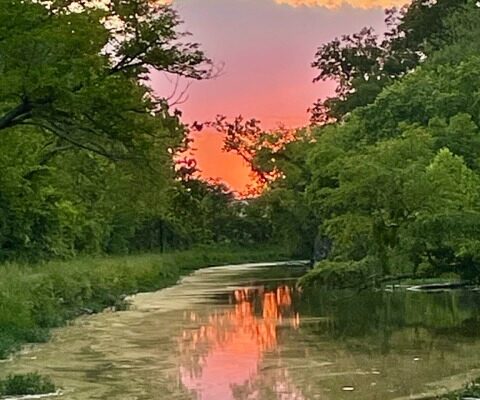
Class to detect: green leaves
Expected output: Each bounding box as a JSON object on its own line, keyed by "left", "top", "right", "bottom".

{"left": 0, "top": 373, "right": 55, "bottom": 396}
{"left": 0, "top": 1, "right": 219, "bottom": 261}
{"left": 301, "top": 6, "right": 480, "bottom": 281}
{"left": 310, "top": 0, "right": 472, "bottom": 123}
{"left": 0, "top": 0, "right": 210, "bottom": 162}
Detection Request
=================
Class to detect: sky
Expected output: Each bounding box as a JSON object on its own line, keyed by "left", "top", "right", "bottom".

{"left": 151, "top": 0, "right": 407, "bottom": 193}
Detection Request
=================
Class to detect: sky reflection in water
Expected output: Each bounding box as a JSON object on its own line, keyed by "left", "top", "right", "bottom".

{"left": 178, "top": 285, "right": 304, "bottom": 400}
{"left": 3, "top": 264, "right": 480, "bottom": 400}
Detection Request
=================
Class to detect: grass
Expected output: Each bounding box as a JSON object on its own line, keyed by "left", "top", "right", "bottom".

{"left": 0, "top": 245, "right": 291, "bottom": 360}
{"left": 0, "top": 373, "right": 56, "bottom": 396}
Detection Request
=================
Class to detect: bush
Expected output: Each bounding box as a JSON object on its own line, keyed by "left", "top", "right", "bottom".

{"left": 0, "top": 373, "right": 55, "bottom": 396}
{"left": 440, "top": 378, "right": 480, "bottom": 399}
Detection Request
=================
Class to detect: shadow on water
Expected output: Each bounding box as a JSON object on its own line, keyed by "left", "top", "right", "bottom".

{"left": 298, "top": 287, "right": 480, "bottom": 345}
{"left": 3, "top": 262, "right": 480, "bottom": 400}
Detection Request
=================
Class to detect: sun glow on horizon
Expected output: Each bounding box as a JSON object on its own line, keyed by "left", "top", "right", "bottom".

{"left": 151, "top": 0, "right": 394, "bottom": 192}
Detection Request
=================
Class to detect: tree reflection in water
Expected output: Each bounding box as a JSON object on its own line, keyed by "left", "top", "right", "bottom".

{"left": 178, "top": 285, "right": 303, "bottom": 400}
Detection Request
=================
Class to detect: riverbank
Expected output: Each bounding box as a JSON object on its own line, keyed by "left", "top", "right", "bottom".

{"left": 0, "top": 245, "right": 291, "bottom": 360}
{"left": 297, "top": 259, "right": 465, "bottom": 290}
{"left": 435, "top": 377, "right": 480, "bottom": 400}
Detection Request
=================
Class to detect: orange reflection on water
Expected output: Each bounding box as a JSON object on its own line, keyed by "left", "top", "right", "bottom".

{"left": 178, "top": 285, "right": 304, "bottom": 400}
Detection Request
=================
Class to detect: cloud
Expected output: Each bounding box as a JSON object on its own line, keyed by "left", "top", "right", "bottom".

{"left": 274, "top": 0, "right": 408, "bottom": 9}
{"left": 153, "top": 0, "right": 406, "bottom": 11}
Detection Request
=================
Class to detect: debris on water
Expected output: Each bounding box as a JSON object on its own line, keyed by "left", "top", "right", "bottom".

{"left": 342, "top": 386, "right": 355, "bottom": 391}
{"left": 414, "top": 357, "right": 421, "bottom": 361}
{"left": 407, "top": 282, "right": 469, "bottom": 292}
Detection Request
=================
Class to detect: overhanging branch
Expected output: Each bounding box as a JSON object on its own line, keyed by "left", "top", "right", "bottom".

{"left": 0, "top": 101, "right": 32, "bottom": 130}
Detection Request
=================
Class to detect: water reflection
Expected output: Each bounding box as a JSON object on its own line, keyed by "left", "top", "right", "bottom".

{"left": 296, "top": 288, "right": 480, "bottom": 349}
{"left": 3, "top": 264, "right": 480, "bottom": 400}
{"left": 178, "top": 286, "right": 303, "bottom": 400}
{"left": 177, "top": 283, "right": 480, "bottom": 400}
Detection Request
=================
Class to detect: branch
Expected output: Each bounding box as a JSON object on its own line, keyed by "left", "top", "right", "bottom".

{"left": 0, "top": 101, "right": 32, "bottom": 130}
{"left": 20, "top": 121, "right": 123, "bottom": 161}
{"left": 166, "top": 77, "right": 191, "bottom": 107}
{"left": 23, "top": 144, "right": 74, "bottom": 180}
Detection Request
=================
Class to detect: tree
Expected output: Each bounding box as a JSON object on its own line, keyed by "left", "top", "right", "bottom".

{"left": 300, "top": 5, "right": 480, "bottom": 285}
{"left": 310, "top": 0, "right": 470, "bottom": 124}
{"left": 0, "top": 0, "right": 218, "bottom": 261}
{"left": 310, "top": 27, "right": 393, "bottom": 124}
{"left": 0, "top": 0, "right": 212, "bottom": 159}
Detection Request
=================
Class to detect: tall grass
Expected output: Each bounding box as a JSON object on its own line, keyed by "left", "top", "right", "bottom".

{"left": 0, "top": 245, "right": 289, "bottom": 359}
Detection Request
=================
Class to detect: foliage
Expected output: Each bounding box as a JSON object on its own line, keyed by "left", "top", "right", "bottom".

{"left": 0, "top": 0, "right": 211, "bottom": 156}
{"left": 0, "top": 0, "right": 195, "bottom": 260}
{"left": 0, "top": 0, "right": 277, "bottom": 262}
{"left": 310, "top": 0, "right": 471, "bottom": 123}
{"left": 229, "top": 0, "right": 480, "bottom": 286}
{"left": 298, "top": 259, "right": 375, "bottom": 289}
{"left": 0, "top": 373, "right": 56, "bottom": 396}
{"left": 438, "top": 377, "right": 480, "bottom": 399}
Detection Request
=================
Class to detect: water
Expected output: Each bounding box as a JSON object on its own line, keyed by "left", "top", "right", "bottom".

{"left": 3, "top": 262, "right": 480, "bottom": 399}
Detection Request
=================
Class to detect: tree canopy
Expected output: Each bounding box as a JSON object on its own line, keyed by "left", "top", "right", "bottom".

{"left": 0, "top": 0, "right": 213, "bottom": 159}
{"left": 222, "top": 0, "right": 480, "bottom": 284}
{"left": 309, "top": 0, "right": 470, "bottom": 124}
{"left": 0, "top": 0, "right": 262, "bottom": 261}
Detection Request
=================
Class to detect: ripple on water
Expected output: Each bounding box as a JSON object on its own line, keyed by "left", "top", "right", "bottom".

{"left": 3, "top": 261, "right": 480, "bottom": 400}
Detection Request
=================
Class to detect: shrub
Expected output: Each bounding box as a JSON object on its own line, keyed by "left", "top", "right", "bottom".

{"left": 0, "top": 373, "right": 56, "bottom": 396}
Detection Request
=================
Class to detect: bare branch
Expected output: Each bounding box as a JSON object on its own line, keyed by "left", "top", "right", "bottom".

{"left": 165, "top": 76, "right": 192, "bottom": 107}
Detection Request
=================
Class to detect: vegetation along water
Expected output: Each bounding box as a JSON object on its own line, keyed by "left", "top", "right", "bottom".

{"left": 2, "top": 0, "right": 480, "bottom": 398}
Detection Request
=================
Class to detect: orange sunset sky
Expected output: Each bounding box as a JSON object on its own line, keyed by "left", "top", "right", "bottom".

{"left": 152, "top": 0, "right": 407, "bottom": 193}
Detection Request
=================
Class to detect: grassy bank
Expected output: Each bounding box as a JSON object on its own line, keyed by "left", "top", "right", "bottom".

{"left": 0, "top": 245, "right": 290, "bottom": 359}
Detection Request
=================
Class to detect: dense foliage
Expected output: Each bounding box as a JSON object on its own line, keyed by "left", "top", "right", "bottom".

{"left": 234, "top": 0, "right": 480, "bottom": 285}
{"left": 0, "top": 0, "right": 277, "bottom": 262}
{"left": 306, "top": 1, "right": 480, "bottom": 284}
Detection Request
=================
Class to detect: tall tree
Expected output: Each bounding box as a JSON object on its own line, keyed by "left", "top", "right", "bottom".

{"left": 0, "top": 0, "right": 212, "bottom": 159}
{"left": 310, "top": 0, "right": 469, "bottom": 124}
{"left": 0, "top": 0, "right": 218, "bottom": 261}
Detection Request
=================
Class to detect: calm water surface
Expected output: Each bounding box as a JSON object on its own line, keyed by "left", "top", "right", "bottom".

{"left": 3, "top": 262, "right": 480, "bottom": 399}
